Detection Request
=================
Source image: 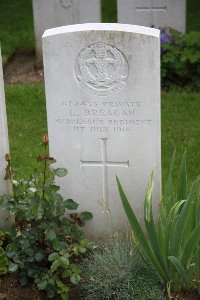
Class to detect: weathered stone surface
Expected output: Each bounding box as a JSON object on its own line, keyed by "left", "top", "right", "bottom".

{"left": 32, "top": 0, "right": 101, "bottom": 63}
{"left": 117, "top": 0, "right": 186, "bottom": 33}
{"left": 43, "top": 23, "right": 161, "bottom": 239}
{"left": 0, "top": 48, "right": 11, "bottom": 228}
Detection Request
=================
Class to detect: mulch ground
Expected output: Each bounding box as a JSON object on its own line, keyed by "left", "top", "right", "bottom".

{"left": 3, "top": 50, "right": 44, "bottom": 85}
{"left": 0, "top": 273, "right": 48, "bottom": 300}
{"left": 0, "top": 273, "right": 80, "bottom": 300}
{"left": 0, "top": 272, "right": 200, "bottom": 300}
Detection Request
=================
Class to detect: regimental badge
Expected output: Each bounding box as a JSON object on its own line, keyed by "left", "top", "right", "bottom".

{"left": 56, "top": 0, "right": 73, "bottom": 8}
{"left": 75, "top": 42, "right": 129, "bottom": 96}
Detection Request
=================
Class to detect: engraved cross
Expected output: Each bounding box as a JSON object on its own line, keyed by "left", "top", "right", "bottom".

{"left": 136, "top": 0, "right": 167, "bottom": 27}
{"left": 80, "top": 138, "right": 129, "bottom": 204}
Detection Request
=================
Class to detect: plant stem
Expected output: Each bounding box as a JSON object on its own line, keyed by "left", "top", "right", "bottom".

{"left": 42, "top": 144, "right": 47, "bottom": 199}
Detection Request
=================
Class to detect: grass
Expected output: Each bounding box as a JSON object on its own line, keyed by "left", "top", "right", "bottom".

{"left": 1, "top": 1, "right": 200, "bottom": 184}
{"left": 102, "top": 0, "right": 117, "bottom": 23}
{"left": 5, "top": 84, "right": 47, "bottom": 178}
{"left": 0, "top": 0, "right": 34, "bottom": 64}
{"left": 161, "top": 92, "right": 200, "bottom": 184}
{"left": 79, "top": 235, "right": 164, "bottom": 300}
{"left": 5, "top": 84, "right": 200, "bottom": 185}
{"left": 0, "top": 0, "right": 200, "bottom": 65}
{"left": 186, "top": 0, "right": 200, "bottom": 32}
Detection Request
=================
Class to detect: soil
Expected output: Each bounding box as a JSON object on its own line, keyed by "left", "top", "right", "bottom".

{"left": 170, "top": 290, "right": 200, "bottom": 300}
{"left": 3, "top": 51, "right": 44, "bottom": 85}
{"left": 0, "top": 273, "right": 80, "bottom": 300}
{"left": 0, "top": 273, "right": 48, "bottom": 300}
{"left": 0, "top": 272, "right": 199, "bottom": 300}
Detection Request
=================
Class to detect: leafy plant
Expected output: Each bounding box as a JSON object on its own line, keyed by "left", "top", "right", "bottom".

{"left": 116, "top": 151, "right": 200, "bottom": 296}
{"left": 161, "top": 29, "right": 200, "bottom": 90}
{"left": 79, "top": 234, "right": 164, "bottom": 300}
{"left": 0, "top": 135, "right": 95, "bottom": 299}
{"left": 0, "top": 231, "right": 9, "bottom": 275}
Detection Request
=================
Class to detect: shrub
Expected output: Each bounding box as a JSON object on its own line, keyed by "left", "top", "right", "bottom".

{"left": 117, "top": 151, "right": 200, "bottom": 297}
{"left": 79, "top": 235, "right": 164, "bottom": 300}
{"left": 161, "top": 29, "right": 200, "bottom": 90}
{"left": 0, "top": 136, "right": 95, "bottom": 299}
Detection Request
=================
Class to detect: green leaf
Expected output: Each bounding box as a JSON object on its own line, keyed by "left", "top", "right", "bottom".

{"left": 55, "top": 168, "right": 68, "bottom": 177}
{"left": 35, "top": 252, "right": 44, "bottom": 262}
{"left": 60, "top": 256, "right": 69, "bottom": 267}
{"left": 37, "top": 280, "right": 48, "bottom": 290}
{"left": 70, "top": 264, "right": 82, "bottom": 274}
{"left": 78, "top": 246, "right": 87, "bottom": 254}
{"left": 144, "top": 172, "right": 169, "bottom": 278}
{"left": 172, "top": 175, "right": 200, "bottom": 257}
{"left": 20, "top": 276, "right": 28, "bottom": 286}
{"left": 50, "top": 185, "right": 60, "bottom": 192}
{"left": 8, "top": 263, "right": 18, "bottom": 273}
{"left": 0, "top": 266, "right": 8, "bottom": 274}
{"left": 116, "top": 175, "right": 169, "bottom": 282}
{"left": 64, "top": 199, "right": 78, "bottom": 210}
{"left": 48, "top": 252, "right": 59, "bottom": 261}
{"left": 25, "top": 248, "right": 34, "bottom": 256}
{"left": 181, "top": 222, "right": 200, "bottom": 265}
{"left": 46, "top": 229, "right": 56, "bottom": 241}
{"left": 61, "top": 293, "right": 69, "bottom": 300}
{"left": 0, "top": 231, "right": 5, "bottom": 237}
{"left": 70, "top": 273, "right": 80, "bottom": 284}
{"left": 20, "top": 238, "right": 31, "bottom": 249}
{"left": 52, "top": 240, "right": 67, "bottom": 251}
{"left": 168, "top": 256, "right": 189, "bottom": 287}
{"left": 80, "top": 212, "right": 93, "bottom": 221}
{"left": 51, "top": 260, "right": 61, "bottom": 273}
{"left": 177, "top": 149, "right": 187, "bottom": 202}
{"left": 62, "top": 269, "right": 71, "bottom": 278}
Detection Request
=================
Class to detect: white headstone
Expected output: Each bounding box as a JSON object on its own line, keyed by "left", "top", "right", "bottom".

{"left": 117, "top": 0, "right": 186, "bottom": 33}
{"left": 0, "top": 48, "right": 11, "bottom": 228}
{"left": 33, "top": 0, "right": 101, "bottom": 63}
{"left": 43, "top": 23, "right": 161, "bottom": 239}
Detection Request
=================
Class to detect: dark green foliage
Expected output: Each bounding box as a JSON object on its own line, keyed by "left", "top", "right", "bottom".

{"left": 117, "top": 152, "right": 200, "bottom": 295}
{"left": 0, "top": 0, "right": 34, "bottom": 63}
{"left": 0, "top": 140, "right": 95, "bottom": 299}
{"left": 186, "top": 0, "right": 200, "bottom": 32}
{"left": 161, "top": 30, "right": 200, "bottom": 91}
{"left": 101, "top": 0, "right": 117, "bottom": 23}
{"left": 0, "top": 231, "right": 9, "bottom": 275}
{"left": 79, "top": 236, "right": 164, "bottom": 300}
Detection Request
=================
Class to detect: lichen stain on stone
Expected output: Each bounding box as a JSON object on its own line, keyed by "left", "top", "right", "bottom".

{"left": 98, "top": 198, "right": 112, "bottom": 217}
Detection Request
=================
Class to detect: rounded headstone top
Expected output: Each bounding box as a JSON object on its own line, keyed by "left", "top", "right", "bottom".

{"left": 43, "top": 23, "right": 160, "bottom": 38}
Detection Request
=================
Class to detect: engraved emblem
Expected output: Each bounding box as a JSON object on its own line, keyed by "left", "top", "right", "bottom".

{"left": 56, "top": 0, "right": 72, "bottom": 8}
{"left": 75, "top": 42, "right": 129, "bottom": 96}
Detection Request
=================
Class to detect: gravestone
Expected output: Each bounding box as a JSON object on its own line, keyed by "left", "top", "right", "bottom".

{"left": 32, "top": 0, "right": 101, "bottom": 63}
{"left": 117, "top": 0, "right": 186, "bottom": 33}
{"left": 0, "top": 48, "right": 11, "bottom": 228}
{"left": 43, "top": 23, "right": 161, "bottom": 239}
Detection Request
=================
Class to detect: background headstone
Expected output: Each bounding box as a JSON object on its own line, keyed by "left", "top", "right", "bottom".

{"left": 32, "top": 0, "right": 101, "bottom": 63}
{"left": 117, "top": 0, "right": 186, "bottom": 33}
{"left": 0, "top": 48, "right": 11, "bottom": 228}
{"left": 43, "top": 24, "right": 161, "bottom": 239}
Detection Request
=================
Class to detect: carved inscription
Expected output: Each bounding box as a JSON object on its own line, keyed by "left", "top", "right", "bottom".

{"left": 56, "top": 0, "right": 73, "bottom": 8}
{"left": 80, "top": 138, "right": 129, "bottom": 212}
{"left": 75, "top": 42, "right": 129, "bottom": 96}
{"left": 136, "top": 0, "right": 167, "bottom": 26}
{"left": 55, "top": 99, "right": 153, "bottom": 134}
